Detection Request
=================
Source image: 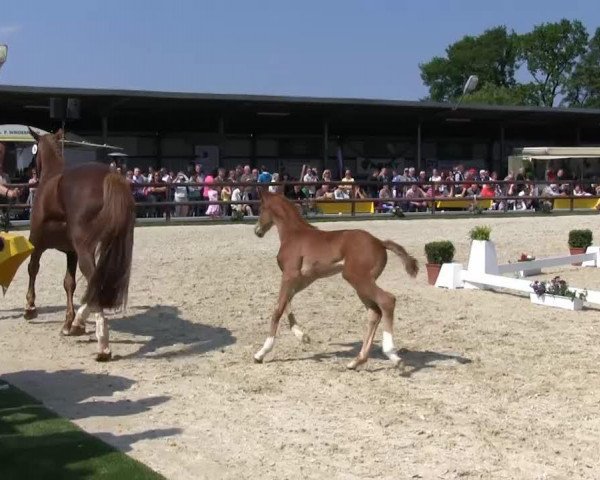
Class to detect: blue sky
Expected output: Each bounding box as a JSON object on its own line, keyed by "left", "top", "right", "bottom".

{"left": 1, "top": 0, "right": 598, "bottom": 100}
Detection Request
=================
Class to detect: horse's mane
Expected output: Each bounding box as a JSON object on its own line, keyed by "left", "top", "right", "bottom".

{"left": 264, "top": 192, "right": 316, "bottom": 229}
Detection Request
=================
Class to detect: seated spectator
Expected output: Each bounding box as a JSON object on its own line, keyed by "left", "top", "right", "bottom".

{"left": 334, "top": 185, "right": 350, "bottom": 200}
{"left": 404, "top": 184, "right": 427, "bottom": 212}
{"left": 377, "top": 184, "right": 394, "bottom": 212}
{"left": 340, "top": 169, "right": 355, "bottom": 197}
{"left": 464, "top": 183, "right": 481, "bottom": 198}
{"left": 231, "top": 185, "right": 253, "bottom": 216}
{"left": 480, "top": 183, "right": 495, "bottom": 198}
{"left": 573, "top": 184, "right": 591, "bottom": 196}
{"left": 316, "top": 183, "right": 334, "bottom": 199}
{"left": 269, "top": 173, "right": 280, "bottom": 193}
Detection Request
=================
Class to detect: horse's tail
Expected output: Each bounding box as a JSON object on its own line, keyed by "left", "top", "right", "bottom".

{"left": 82, "top": 172, "right": 135, "bottom": 310}
{"left": 382, "top": 240, "right": 419, "bottom": 277}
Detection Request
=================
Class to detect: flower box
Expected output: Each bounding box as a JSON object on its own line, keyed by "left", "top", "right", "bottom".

{"left": 529, "top": 293, "right": 583, "bottom": 311}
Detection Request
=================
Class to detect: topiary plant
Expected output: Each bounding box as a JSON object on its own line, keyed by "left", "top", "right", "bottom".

{"left": 424, "top": 240, "right": 455, "bottom": 265}
{"left": 568, "top": 229, "right": 593, "bottom": 249}
{"left": 469, "top": 225, "right": 491, "bottom": 241}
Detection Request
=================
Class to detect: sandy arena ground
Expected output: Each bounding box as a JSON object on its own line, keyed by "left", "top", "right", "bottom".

{"left": 2, "top": 215, "right": 600, "bottom": 479}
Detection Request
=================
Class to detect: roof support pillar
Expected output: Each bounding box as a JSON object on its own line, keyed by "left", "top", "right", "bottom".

{"left": 101, "top": 116, "right": 108, "bottom": 145}
{"left": 499, "top": 124, "right": 506, "bottom": 176}
{"left": 322, "top": 118, "right": 329, "bottom": 170}
{"left": 416, "top": 120, "right": 422, "bottom": 171}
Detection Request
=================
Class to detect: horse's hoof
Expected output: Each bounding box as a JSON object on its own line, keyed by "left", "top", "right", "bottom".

{"left": 301, "top": 333, "right": 311, "bottom": 344}
{"left": 68, "top": 324, "right": 86, "bottom": 336}
{"left": 24, "top": 308, "right": 38, "bottom": 320}
{"left": 95, "top": 351, "right": 112, "bottom": 362}
{"left": 253, "top": 355, "right": 264, "bottom": 364}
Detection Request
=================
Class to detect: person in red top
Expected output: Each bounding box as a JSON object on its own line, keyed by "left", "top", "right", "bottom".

{"left": 480, "top": 183, "right": 495, "bottom": 198}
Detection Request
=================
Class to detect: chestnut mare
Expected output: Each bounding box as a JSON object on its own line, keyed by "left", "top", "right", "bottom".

{"left": 253, "top": 191, "right": 419, "bottom": 370}
{"left": 25, "top": 128, "right": 135, "bottom": 361}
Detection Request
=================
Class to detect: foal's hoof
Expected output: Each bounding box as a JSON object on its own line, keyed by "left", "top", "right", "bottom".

{"left": 346, "top": 360, "right": 360, "bottom": 370}
{"left": 300, "top": 333, "right": 311, "bottom": 344}
{"left": 24, "top": 308, "right": 38, "bottom": 320}
{"left": 253, "top": 355, "right": 264, "bottom": 364}
{"left": 95, "top": 351, "right": 112, "bottom": 362}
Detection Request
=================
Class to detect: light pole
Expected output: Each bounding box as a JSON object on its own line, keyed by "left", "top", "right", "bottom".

{"left": 0, "top": 44, "right": 7, "bottom": 73}
{"left": 452, "top": 74, "right": 479, "bottom": 110}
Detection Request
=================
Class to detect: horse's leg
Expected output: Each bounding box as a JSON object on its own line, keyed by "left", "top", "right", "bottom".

{"left": 74, "top": 247, "right": 111, "bottom": 361}
{"left": 285, "top": 302, "right": 310, "bottom": 344}
{"left": 24, "top": 248, "right": 43, "bottom": 319}
{"left": 93, "top": 310, "right": 111, "bottom": 362}
{"left": 61, "top": 251, "right": 82, "bottom": 335}
{"left": 70, "top": 249, "right": 94, "bottom": 333}
{"left": 253, "top": 275, "right": 298, "bottom": 363}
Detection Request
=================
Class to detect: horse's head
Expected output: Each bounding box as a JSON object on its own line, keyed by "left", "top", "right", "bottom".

{"left": 254, "top": 189, "right": 275, "bottom": 238}
{"left": 27, "top": 127, "right": 64, "bottom": 179}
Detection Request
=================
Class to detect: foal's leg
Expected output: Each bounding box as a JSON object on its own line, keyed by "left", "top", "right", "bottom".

{"left": 254, "top": 276, "right": 297, "bottom": 363}
{"left": 346, "top": 306, "right": 381, "bottom": 370}
{"left": 376, "top": 287, "right": 401, "bottom": 366}
{"left": 285, "top": 302, "right": 310, "bottom": 344}
{"left": 24, "top": 248, "right": 43, "bottom": 319}
{"left": 61, "top": 251, "right": 81, "bottom": 336}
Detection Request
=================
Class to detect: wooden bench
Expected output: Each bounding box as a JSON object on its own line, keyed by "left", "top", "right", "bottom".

{"left": 435, "top": 199, "right": 493, "bottom": 210}
{"left": 316, "top": 201, "right": 375, "bottom": 214}
{"left": 552, "top": 197, "right": 598, "bottom": 210}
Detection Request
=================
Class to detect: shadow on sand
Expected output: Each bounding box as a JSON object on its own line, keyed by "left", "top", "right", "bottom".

{"left": 278, "top": 341, "right": 472, "bottom": 377}
{"left": 108, "top": 305, "right": 236, "bottom": 360}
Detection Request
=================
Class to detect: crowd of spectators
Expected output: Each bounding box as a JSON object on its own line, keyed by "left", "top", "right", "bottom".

{"left": 5, "top": 159, "right": 600, "bottom": 219}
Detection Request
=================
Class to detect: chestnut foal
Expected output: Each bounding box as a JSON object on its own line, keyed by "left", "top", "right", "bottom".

{"left": 253, "top": 191, "right": 418, "bottom": 369}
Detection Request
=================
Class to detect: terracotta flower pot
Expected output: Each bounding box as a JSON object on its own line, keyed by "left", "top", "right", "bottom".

{"left": 569, "top": 247, "right": 586, "bottom": 266}
{"left": 426, "top": 263, "right": 442, "bottom": 285}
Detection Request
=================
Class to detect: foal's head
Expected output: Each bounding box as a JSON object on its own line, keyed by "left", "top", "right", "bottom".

{"left": 254, "top": 190, "right": 277, "bottom": 238}
{"left": 27, "top": 127, "right": 65, "bottom": 180}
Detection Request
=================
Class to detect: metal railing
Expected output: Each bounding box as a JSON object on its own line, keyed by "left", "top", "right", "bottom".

{"left": 2, "top": 178, "right": 599, "bottom": 225}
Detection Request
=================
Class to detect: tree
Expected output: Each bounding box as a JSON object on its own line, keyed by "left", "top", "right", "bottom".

{"left": 419, "top": 26, "right": 520, "bottom": 102}
{"left": 519, "top": 19, "right": 588, "bottom": 107}
{"left": 565, "top": 27, "right": 600, "bottom": 107}
{"left": 461, "top": 83, "right": 538, "bottom": 106}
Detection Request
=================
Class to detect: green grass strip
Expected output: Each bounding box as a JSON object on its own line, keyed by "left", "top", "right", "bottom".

{"left": 0, "top": 380, "right": 166, "bottom": 480}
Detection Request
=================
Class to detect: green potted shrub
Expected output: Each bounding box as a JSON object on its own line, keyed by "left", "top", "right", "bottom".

{"left": 469, "top": 225, "right": 491, "bottom": 241}
{"left": 568, "top": 229, "right": 593, "bottom": 266}
{"left": 424, "top": 240, "right": 455, "bottom": 285}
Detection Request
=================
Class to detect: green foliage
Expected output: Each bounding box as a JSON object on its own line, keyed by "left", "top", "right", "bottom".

{"left": 568, "top": 229, "right": 593, "bottom": 248}
{"left": 519, "top": 19, "right": 588, "bottom": 106}
{"left": 424, "top": 241, "right": 455, "bottom": 264}
{"left": 565, "top": 27, "right": 600, "bottom": 107}
{"left": 419, "top": 26, "right": 519, "bottom": 102}
{"left": 420, "top": 19, "right": 598, "bottom": 108}
{"left": 469, "top": 225, "right": 492, "bottom": 241}
{"left": 230, "top": 209, "right": 245, "bottom": 222}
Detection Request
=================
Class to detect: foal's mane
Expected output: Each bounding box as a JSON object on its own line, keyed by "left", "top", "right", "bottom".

{"left": 263, "top": 192, "right": 316, "bottom": 229}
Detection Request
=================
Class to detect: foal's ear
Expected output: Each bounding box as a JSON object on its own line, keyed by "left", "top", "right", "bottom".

{"left": 28, "top": 127, "right": 41, "bottom": 142}
{"left": 54, "top": 128, "right": 64, "bottom": 141}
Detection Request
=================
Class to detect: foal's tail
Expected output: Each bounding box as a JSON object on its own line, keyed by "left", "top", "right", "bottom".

{"left": 82, "top": 172, "right": 135, "bottom": 310}
{"left": 383, "top": 240, "right": 419, "bottom": 277}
